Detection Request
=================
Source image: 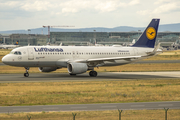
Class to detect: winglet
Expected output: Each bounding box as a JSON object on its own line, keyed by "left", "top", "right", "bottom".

{"left": 132, "top": 19, "right": 160, "bottom": 48}
{"left": 145, "top": 43, "right": 162, "bottom": 56}
{"left": 153, "top": 42, "right": 161, "bottom": 53}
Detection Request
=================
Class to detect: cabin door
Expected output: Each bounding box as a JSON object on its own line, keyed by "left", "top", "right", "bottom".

{"left": 27, "top": 48, "right": 34, "bottom": 60}
{"left": 72, "top": 51, "right": 79, "bottom": 59}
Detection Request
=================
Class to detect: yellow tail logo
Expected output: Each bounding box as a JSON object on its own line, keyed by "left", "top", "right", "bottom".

{"left": 146, "top": 27, "right": 156, "bottom": 40}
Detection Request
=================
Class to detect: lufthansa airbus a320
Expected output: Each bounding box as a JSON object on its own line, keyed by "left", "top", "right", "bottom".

{"left": 2, "top": 19, "right": 161, "bottom": 77}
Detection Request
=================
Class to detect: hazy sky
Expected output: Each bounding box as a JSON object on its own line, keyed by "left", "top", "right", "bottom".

{"left": 0, "top": 0, "right": 180, "bottom": 31}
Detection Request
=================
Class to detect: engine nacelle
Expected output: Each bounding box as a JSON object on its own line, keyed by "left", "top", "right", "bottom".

{"left": 38, "top": 67, "right": 57, "bottom": 72}
{"left": 67, "top": 63, "right": 88, "bottom": 74}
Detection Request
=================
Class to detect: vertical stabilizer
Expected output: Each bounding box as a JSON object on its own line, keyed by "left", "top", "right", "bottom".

{"left": 132, "top": 19, "right": 160, "bottom": 48}
{"left": 14, "top": 41, "right": 19, "bottom": 45}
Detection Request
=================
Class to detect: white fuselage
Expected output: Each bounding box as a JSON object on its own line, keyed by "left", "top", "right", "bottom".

{"left": 2, "top": 46, "right": 153, "bottom": 68}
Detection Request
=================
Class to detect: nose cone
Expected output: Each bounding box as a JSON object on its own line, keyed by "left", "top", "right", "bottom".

{"left": 2, "top": 55, "right": 9, "bottom": 65}
{"left": 2, "top": 55, "right": 18, "bottom": 66}
{"left": 2, "top": 56, "right": 6, "bottom": 63}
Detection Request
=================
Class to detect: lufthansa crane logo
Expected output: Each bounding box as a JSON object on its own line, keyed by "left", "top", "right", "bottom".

{"left": 146, "top": 27, "right": 156, "bottom": 40}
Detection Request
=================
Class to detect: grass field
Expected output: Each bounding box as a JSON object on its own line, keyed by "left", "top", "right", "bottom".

{"left": 0, "top": 50, "right": 179, "bottom": 119}
{"left": 0, "top": 79, "right": 179, "bottom": 106}
{"left": 0, "top": 109, "right": 180, "bottom": 120}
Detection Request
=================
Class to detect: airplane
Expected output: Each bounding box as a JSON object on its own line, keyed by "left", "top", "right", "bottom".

{"left": 2, "top": 19, "right": 160, "bottom": 77}
{"left": 0, "top": 41, "right": 20, "bottom": 49}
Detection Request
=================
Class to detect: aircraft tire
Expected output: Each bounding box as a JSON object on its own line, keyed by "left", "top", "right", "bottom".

{"left": 24, "top": 73, "right": 29, "bottom": 77}
{"left": 69, "top": 73, "right": 76, "bottom": 76}
{"left": 89, "top": 71, "right": 97, "bottom": 77}
{"left": 89, "top": 71, "right": 93, "bottom": 76}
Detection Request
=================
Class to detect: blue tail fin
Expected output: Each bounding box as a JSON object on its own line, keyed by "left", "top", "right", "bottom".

{"left": 132, "top": 19, "right": 160, "bottom": 48}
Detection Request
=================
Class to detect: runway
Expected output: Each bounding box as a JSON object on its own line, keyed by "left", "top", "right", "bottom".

{"left": 0, "top": 62, "right": 6, "bottom": 66}
{"left": 0, "top": 71, "right": 180, "bottom": 83}
{"left": 0, "top": 101, "right": 179, "bottom": 113}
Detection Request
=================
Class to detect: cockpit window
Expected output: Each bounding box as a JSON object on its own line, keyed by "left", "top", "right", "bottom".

{"left": 10, "top": 51, "right": 22, "bottom": 55}
{"left": 14, "top": 51, "right": 18, "bottom": 55}
{"left": 18, "top": 51, "right": 21, "bottom": 55}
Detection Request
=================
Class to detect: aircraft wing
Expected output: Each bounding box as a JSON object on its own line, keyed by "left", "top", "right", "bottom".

{"left": 74, "top": 56, "right": 141, "bottom": 63}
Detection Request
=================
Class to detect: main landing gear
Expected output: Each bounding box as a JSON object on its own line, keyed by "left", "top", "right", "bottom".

{"left": 24, "top": 67, "right": 30, "bottom": 77}
{"left": 89, "top": 71, "right": 97, "bottom": 77}
{"left": 69, "top": 73, "right": 76, "bottom": 76}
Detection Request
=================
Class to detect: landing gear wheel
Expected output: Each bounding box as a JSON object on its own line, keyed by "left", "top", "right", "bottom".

{"left": 69, "top": 73, "right": 76, "bottom": 76}
{"left": 89, "top": 71, "right": 97, "bottom": 77}
{"left": 89, "top": 71, "right": 93, "bottom": 76}
{"left": 24, "top": 67, "right": 30, "bottom": 77}
{"left": 24, "top": 73, "right": 29, "bottom": 77}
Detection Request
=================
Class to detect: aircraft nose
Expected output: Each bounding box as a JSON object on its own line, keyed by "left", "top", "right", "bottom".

{"left": 2, "top": 56, "right": 6, "bottom": 63}
{"left": 2, "top": 55, "right": 16, "bottom": 66}
{"left": 2, "top": 55, "right": 8, "bottom": 64}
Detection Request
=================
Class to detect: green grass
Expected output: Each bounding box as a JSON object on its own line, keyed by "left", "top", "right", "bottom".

{"left": 0, "top": 79, "right": 179, "bottom": 106}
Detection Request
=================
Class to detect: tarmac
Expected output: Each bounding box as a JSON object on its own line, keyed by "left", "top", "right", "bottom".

{"left": 0, "top": 71, "right": 180, "bottom": 83}
{"left": 0, "top": 101, "right": 179, "bottom": 113}
{"left": 0, "top": 61, "right": 180, "bottom": 114}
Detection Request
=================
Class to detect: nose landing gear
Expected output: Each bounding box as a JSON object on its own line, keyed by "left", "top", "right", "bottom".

{"left": 24, "top": 67, "right": 30, "bottom": 77}
{"left": 89, "top": 71, "right": 97, "bottom": 77}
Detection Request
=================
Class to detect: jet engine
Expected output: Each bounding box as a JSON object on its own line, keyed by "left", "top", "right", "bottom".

{"left": 67, "top": 63, "right": 88, "bottom": 74}
{"left": 38, "top": 67, "right": 58, "bottom": 72}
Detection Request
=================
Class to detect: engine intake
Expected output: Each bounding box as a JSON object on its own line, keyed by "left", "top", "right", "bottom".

{"left": 67, "top": 63, "right": 88, "bottom": 74}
